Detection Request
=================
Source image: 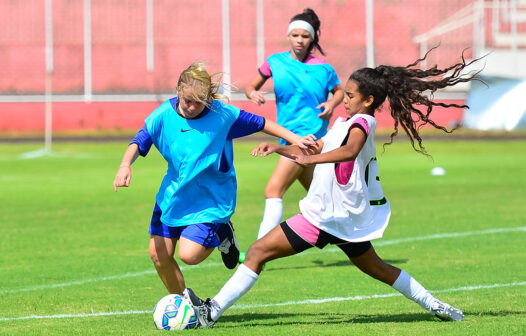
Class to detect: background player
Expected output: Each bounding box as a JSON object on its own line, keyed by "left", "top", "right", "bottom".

{"left": 245, "top": 8, "right": 344, "bottom": 242}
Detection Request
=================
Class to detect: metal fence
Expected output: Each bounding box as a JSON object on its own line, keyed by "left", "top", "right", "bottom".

{"left": 0, "top": 0, "right": 524, "bottom": 135}
{"left": 5, "top": 0, "right": 517, "bottom": 97}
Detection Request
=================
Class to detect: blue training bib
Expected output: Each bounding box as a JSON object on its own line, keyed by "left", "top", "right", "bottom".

{"left": 145, "top": 98, "right": 240, "bottom": 226}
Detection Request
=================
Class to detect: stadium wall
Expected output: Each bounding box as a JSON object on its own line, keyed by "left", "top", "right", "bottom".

{"left": 0, "top": 0, "right": 473, "bottom": 134}
{"left": 0, "top": 98, "right": 465, "bottom": 133}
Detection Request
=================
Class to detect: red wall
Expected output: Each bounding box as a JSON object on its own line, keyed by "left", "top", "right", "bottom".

{"left": 0, "top": 99, "right": 465, "bottom": 133}
{"left": 0, "top": 0, "right": 471, "bottom": 134}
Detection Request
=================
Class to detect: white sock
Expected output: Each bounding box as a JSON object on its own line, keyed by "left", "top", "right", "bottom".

{"left": 257, "top": 198, "right": 283, "bottom": 239}
{"left": 210, "top": 264, "right": 259, "bottom": 321}
{"left": 392, "top": 270, "right": 436, "bottom": 312}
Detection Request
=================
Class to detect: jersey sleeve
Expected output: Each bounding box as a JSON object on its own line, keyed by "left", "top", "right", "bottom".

{"left": 130, "top": 124, "right": 153, "bottom": 156}
{"left": 350, "top": 117, "right": 370, "bottom": 137}
{"left": 145, "top": 100, "right": 170, "bottom": 141}
{"left": 226, "top": 110, "right": 266, "bottom": 139}
{"left": 258, "top": 59, "right": 272, "bottom": 79}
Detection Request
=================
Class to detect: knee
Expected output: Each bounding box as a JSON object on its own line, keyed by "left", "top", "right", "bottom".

{"left": 264, "top": 179, "right": 288, "bottom": 198}
{"left": 244, "top": 241, "right": 267, "bottom": 267}
{"left": 149, "top": 245, "right": 171, "bottom": 268}
{"left": 178, "top": 250, "right": 203, "bottom": 266}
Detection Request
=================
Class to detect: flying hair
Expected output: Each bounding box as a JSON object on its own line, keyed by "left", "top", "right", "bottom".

{"left": 350, "top": 47, "right": 485, "bottom": 157}
{"left": 177, "top": 62, "right": 229, "bottom": 107}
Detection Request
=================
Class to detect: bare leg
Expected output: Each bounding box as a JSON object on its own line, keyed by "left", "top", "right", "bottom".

{"left": 350, "top": 245, "right": 401, "bottom": 285}
{"left": 264, "top": 156, "right": 306, "bottom": 198}
{"left": 297, "top": 164, "right": 315, "bottom": 191}
{"left": 246, "top": 223, "right": 298, "bottom": 273}
{"left": 149, "top": 235, "right": 186, "bottom": 294}
{"left": 197, "top": 224, "right": 299, "bottom": 323}
{"left": 350, "top": 245, "right": 464, "bottom": 321}
{"left": 178, "top": 237, "right": 215, "bottom": 265}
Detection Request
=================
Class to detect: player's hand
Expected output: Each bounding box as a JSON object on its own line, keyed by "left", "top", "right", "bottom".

{"left": 295, "top": 134, "right": 317, "bottom": 149}
{"left": 249, "top": 90, "right": 267, "bottom": 106}
{"left": 317, "top": 101, "right": 335, "bottom": 120}
{"left": 251, "top": 142, "right": 276, "bottom": 157}
{"left": 113, "top": 166, "right": 132, "bottom": 192}
{"left": 290, "top": 153, "right": 314, "bottom": 166}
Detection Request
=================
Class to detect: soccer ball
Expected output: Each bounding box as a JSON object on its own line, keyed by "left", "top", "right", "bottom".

{"left": 153, "top": 294, "right": 199, "bottom": 330}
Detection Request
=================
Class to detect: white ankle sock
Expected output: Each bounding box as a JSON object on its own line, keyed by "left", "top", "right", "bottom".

{"left": 257, "top": 198, "right": 283, "bottom": 239}
{"left": 211, "top": 264, "right": 259, "bottom": 321}
{"left": 392, "top": 270, "right": 436, "bottom": 312}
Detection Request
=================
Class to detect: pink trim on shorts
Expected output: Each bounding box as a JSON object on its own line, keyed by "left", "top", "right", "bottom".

{"left": 286, "top": 214, "right": 321, "bottom": 246}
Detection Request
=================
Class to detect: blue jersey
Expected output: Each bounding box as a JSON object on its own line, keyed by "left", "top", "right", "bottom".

{"left": 266, "top": 52, "right": 340, "bottom": 145}
{"left": 137, "top": 97, "right": 264, "bottom": 227}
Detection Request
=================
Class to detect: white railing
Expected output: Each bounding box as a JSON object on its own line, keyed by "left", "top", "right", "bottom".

{"left": 413, "top": 0, "right": 526, "bottom": 71}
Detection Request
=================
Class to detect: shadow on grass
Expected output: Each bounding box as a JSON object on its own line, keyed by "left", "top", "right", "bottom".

{"left": 214, "top": 310, "right": 526, "bottom": 328}
{"left": 462, "top": 310, "right": 526, "bottom": 317}
{"left": 266, "top": 258, "right": 408, "bottom": 272}
{"left": 214, "top": 311, "right": 443, "bottom": 328}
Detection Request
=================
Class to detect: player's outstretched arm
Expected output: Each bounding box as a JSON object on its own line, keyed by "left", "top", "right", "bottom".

{"left": 260, "top": 118, "right": 317, "bottom": 149}
{"left": 113, "top": 143, "right": 140, "bottom": 192}
{"left": 251, "top": 140, "right": 322, "bottom": 159}
{"left": 292, "top": 127, "right": 366, "bottom": 166}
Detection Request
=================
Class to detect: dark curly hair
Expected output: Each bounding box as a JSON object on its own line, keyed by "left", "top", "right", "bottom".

{"left": 350, "top": 47, "right": 483, "bottom": 156}
{"left": 290, "top": 8, "right": 325, "bottom": 56}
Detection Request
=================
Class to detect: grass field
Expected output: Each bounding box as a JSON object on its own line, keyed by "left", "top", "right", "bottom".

{"left": 0, "top": 137, "right": 525, "bottom": 335}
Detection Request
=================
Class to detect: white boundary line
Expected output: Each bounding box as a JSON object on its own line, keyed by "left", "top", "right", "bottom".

{"left": 2, "top": 226, "right": 525, "bottom": 296}
{"left": 1, "top": 281, "right": 525, "bottom": 322}
{"left": 0, "top": 262, "right": 223, "bottom": 295}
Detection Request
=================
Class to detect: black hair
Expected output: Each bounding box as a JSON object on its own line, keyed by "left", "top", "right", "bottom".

{"left": 350, "top": 47, "right": 484, "bottom": 156}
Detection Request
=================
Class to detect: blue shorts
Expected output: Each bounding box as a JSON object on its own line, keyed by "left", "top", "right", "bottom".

{"left": 148, "top": 203, "right": 229, "bottom": 248}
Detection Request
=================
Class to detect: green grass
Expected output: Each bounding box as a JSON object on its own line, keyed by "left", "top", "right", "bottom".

{"left": 0, "top": 138, "right": 525, "bottom": 335}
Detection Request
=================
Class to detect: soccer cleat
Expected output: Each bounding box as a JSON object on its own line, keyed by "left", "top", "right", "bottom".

{"left": 430, "top": 299, "right": 464, "bottom": 321}
{"left": 238, "top": 251, "right": 246, "bottom": 263}
{"left": 183, "top": 288, "right": 216, "bottom": 328}
{"left": 217, "top": 221, "right": 240, "bottom": 269}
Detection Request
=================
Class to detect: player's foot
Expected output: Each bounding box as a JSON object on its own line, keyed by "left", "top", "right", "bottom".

{"left": 430, "top": 299, "right": 464, "bottom": 321}
{"left": 183, "top": 288, "right": 216, "bottom": 328}
{"left": 217, "top": 221, "right": 240, "bottom": 269}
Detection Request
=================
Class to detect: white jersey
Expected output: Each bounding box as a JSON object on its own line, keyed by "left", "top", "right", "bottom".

{"left": 299, "top": 115, "right": 391, "bottom": 242}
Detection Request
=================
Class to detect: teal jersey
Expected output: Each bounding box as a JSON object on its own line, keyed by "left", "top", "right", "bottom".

{"left": 267, "top": 52, "right": 340, "bottom": 144}
{"left": 145, "top": 98, "right": 240, "bottom": 226}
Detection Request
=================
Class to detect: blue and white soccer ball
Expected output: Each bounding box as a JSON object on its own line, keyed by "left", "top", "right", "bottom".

{"left": 153, "top": 294, "right": 199, "bottom": 330}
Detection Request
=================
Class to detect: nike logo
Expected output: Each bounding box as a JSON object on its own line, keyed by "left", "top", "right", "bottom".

{"left": 181, "top": 128, "right": 194, "bottom": 133}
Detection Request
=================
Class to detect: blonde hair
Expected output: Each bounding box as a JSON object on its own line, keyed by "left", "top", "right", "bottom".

{"left": 177, "top": 62, "right": 228, "bottom": 107}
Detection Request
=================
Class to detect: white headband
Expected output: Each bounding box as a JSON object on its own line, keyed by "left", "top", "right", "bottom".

{"left": 287, "top": 20, "right": 315, "bottom": 38}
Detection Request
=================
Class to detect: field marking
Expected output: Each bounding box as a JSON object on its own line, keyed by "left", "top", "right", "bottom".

{"left": 235, "top": 281, "right": 526, "bottom": 309}
{"left": 1, "top": 281, "right": 525, "bottom": 322}
{"left": 0, "top": 263, "right": 222, "bottom": 295}
{"left": 307, "top": 225, "right": 526, "bottom": 254}
{"left": 2, "top": 226, "right": 524, "bottom": 296}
